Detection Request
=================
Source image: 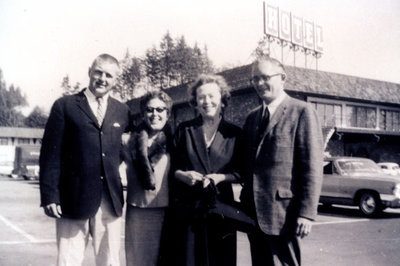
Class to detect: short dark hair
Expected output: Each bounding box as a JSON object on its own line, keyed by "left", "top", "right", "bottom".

{"left": 188, "top": 74, "right": 231, "bottom": 111}
{"left": 139, "top": 90, "right": 173, "bottom": 117}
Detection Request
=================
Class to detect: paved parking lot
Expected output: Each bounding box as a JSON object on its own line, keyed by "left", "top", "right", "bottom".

{"left": 1, "top": 175, "right": 400, "bottom": 266}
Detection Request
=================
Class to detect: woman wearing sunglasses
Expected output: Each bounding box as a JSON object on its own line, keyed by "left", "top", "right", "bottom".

{"left": 123, "top": 90, "right": 173, "bottom": 266}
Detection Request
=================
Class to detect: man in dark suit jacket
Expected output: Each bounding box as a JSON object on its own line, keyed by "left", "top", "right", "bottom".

{"left": 39, "top": 54, "right": 131, "bottom": 266}
{"left": 240, "top": 57, "right": 323, "bottom": 266}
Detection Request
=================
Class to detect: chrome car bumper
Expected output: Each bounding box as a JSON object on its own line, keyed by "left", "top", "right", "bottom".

{"left": 381, "top": 195, "right": 400, "bottom": 208}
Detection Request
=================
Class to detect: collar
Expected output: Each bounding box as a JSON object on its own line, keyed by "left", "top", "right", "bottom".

{"left": 84, "top": 88, "right": 110, "bottom": 103}
{"left": 262, "top": 92, "right": 287, "bottom": 117}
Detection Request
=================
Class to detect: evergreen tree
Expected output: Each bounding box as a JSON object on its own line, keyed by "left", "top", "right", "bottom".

{"left": 143, "top": 32, "right": 214, "bottom": 91}
{"left": 158, "top": 32, "right": 176, "bottom": 89}
{"left": 145, "top": 46, "right": 162, "bottom": 89}
{"left": 115, "top": 50, "right": 144, "bottom": 100}
{"left": 0, "top": 69, "right": 27, "bottom": 127}
{"left": 24, "top": 106, "right": 48, "bottom": 128}
{"left": 61, "top": 75, "right": 81, "bottom": 96}
{"left": 56, "top": 32, "right": 215, "bottom": 101}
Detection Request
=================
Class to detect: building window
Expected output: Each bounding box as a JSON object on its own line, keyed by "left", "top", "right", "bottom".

{"left": 17, "top": 138, "right": 30, "bottom": 144}
{"left": 380, "top": 109, "right": 400, "bottom": 131}
{"left": 310, "top": 98, "right": 400, "bottom": 132}
{"left": 0, "top": 138, "right": 8, "bottom": 145}
{"left": 311, "top": 102, "right": 342, "bottom": 127}
{"left": 346, "top": 105, "right": 376, "bottom": 129}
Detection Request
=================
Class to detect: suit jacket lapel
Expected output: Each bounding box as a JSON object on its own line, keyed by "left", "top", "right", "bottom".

{"left": 264, "top": 97, "right": 289, "bottom": 137}
{"left": 76, "top": 91, "right": 100, "bottom": 128}
{"left": 256, "top": 97, "right": 290, "bottom": 157}
{"left": 249, "top": 107, "right": 263, "bottom": 148}
{"left": 189, "top": 117, "right": 210, "bottom": 173}
{"left": 102, "top": 96, "right": 116, "bottom": 127}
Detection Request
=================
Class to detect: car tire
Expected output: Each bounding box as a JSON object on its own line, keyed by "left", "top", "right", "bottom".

{"left": 358, "top": 192, "right": 382, "bottom": 217}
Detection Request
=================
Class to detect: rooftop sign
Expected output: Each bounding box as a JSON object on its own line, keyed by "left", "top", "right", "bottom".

{"left": 264, "top": 4, "right": 323, "bottom": 53}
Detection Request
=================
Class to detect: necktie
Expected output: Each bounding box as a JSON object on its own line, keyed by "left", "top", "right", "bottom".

{"left": 256, "top": 107, "right": 269, "bottom": 144}
{"left": 96, "top": 97, "right": 105, "bottom": 125}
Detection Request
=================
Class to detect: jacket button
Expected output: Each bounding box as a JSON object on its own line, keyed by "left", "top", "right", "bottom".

{"left": 100, "top": 176, "right": 104, "bottom": 180}
{"left": 102, "top": 153, "right": 106, "bottom": 157}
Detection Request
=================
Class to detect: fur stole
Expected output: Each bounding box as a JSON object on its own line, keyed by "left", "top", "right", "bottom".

{"left": 135, "top": 125, "right": 167, "bottom": 190}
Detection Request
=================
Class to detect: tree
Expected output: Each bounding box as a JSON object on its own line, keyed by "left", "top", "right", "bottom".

{"left": 159, "top": 32, "right": 176, "bottom": 88}
{"left": 57, "top": 32, "right": 215, "bottom": 101}
{"left": 143, "top": 32, "right": 214, "bottom": 91}
{"left": 174, "top": 36, "right": 196, "bottom": 84}
{"left": 24, "top": 106, "right": 48, "bottom": 128}
{"left": 0, "top": 69, "right": 27, "bottom": 127}
{"left": 145, "top": 46, "right": 163, "bottom": 89}
{"left": 115, "top": 50, "right": 145, "bottom": 100}
{"left": 61, "top": 75, "right": 81, "bottom": 96}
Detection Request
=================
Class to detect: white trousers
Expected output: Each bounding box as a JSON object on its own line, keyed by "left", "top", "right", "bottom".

{"left": 56, "top": 194, "right": 121, "bottom": 266}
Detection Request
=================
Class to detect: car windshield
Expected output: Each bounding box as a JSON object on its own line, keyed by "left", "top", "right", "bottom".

{"left": 337, "top": 159, "right": 381, "bottom": 174}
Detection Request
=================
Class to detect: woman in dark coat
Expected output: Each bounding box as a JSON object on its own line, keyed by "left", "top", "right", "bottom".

{"left": 169, "top": 74, "right": 242, "bottom": 266}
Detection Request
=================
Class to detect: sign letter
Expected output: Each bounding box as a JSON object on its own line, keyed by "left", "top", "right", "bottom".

{"left": 291, "top": 15, "right": 303, "bottom": 46}
{"left": 265, "top": 5, "right": 279, "bottom": 37}
{"left": 304, "top": 20, "right": 315, "bottom": 50}
{"left": 280, "top": 10, "right": 291, "bottom": 41}
{"left": 315, "top": 24, "right": 324, "bottom": 53}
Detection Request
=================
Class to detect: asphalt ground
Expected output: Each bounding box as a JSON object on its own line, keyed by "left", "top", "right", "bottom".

{"left": 1, "top": 175, "right": 400, "bottom": 266}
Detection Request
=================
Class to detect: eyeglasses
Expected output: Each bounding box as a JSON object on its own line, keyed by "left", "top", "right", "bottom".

{"left": 146, "top": 107, "right": 167, "bottom": 113}
{"left": 250, "top": 73, "right": 283, "bottom": 85}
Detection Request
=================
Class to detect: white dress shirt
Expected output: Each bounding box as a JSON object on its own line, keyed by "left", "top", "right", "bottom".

{"left": 84, "top": 88, "right": 109, "bottom": 116}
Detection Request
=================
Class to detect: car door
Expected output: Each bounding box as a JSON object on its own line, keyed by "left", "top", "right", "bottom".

{"left": 321, "top": 160, "right": 341, "bottom": 198}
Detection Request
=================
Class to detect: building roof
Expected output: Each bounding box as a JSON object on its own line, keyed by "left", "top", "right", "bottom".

{"left": 0, "top": 127, "right": 44, "bottom": 139}
{"left": 170, "top": 64, "right": 400, "bottom": 106}
{"left": 127, "top": 64, "right": 400, "bottom": 113}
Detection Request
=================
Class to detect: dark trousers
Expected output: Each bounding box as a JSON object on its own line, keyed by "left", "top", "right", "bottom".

{"left": 248, "top": 229, "right": 301, "bottom": 266}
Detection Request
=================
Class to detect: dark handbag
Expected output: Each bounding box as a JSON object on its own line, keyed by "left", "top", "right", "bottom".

{"left": 208, "top": 199, "right": 256, "bottom": 233}
{"left": 195, "top": 179, "right": 256, "bottom": 233}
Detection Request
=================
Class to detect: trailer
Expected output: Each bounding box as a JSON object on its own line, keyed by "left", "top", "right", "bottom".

{"left": 0, "top": 146, "right": 16, "bottom": 176}
{"left": 12, "top": 145, "right": 41, "bottom": 180}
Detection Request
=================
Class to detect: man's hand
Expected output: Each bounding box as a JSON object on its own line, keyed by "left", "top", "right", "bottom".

{"left": 296, "top": 217, "right": 312, "bottom": 238}
{"left": 43, "top": 203, "right": 62, "bottom": 218}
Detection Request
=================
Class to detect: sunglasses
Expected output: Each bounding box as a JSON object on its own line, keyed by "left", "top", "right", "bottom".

{"left": 146, "top": 107, "right": 167, "bottom": 113}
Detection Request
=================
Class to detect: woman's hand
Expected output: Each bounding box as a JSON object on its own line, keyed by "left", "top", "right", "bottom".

{"left": 204, "top": 173, "right": 235, "bottom": 186}
{"left": 204, "top": 174, "right": 225, "bottom": 186}
{"left": 175, "top": 170, "right": 204, "bottom": 186}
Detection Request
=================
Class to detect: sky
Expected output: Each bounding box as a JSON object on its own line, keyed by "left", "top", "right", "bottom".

{"left": 1, "top": 0, "right": 399, "bottom": 114}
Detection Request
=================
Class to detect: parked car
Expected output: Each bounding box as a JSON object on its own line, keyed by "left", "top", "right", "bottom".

{"left": 320, "top": 157, "right": 400, "bottom": 217}
{"left": 377, "top": 162, "right": 400, "bottom": 176}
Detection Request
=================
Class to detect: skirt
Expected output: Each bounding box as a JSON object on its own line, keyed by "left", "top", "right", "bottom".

{"left": 125, "top": 205, "right": 166, "bottom": 266}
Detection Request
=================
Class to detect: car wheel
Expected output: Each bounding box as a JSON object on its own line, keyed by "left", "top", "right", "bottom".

{"left": 358, "top": 192, "right": 382, "bottom": 217}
